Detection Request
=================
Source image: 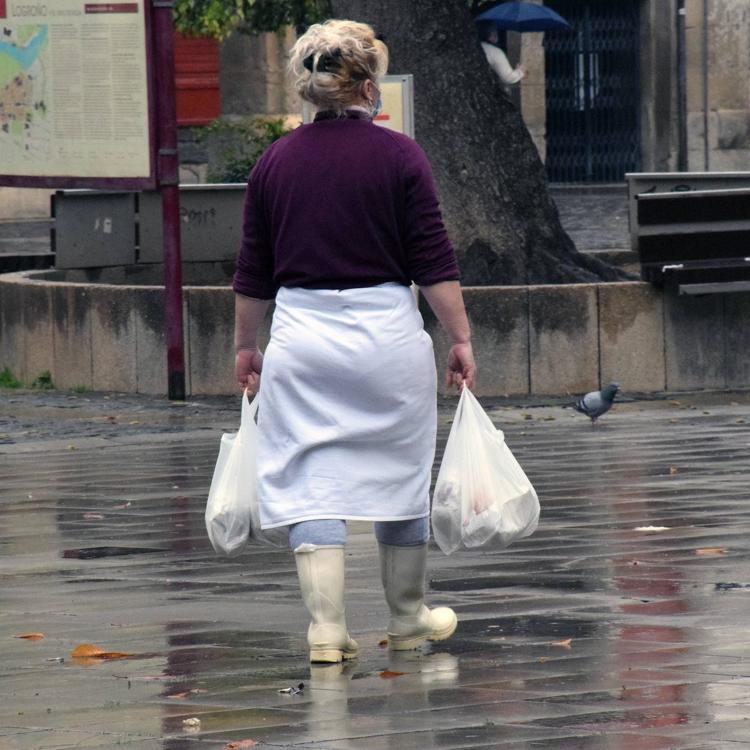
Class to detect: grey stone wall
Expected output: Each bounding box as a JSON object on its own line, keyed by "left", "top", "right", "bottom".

{"left": 685, "top": 0, "right": 750, "bottom": 170}
{"left": 644, "top": 0, "right": 750, "bottom": 173}
{"left": 220, "top": 27, "right": 298, "bottom": 118}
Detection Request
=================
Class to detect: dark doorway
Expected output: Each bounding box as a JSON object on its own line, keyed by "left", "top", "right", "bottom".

{"left": 544, "top": 0, "right": 641, "bottom": 183}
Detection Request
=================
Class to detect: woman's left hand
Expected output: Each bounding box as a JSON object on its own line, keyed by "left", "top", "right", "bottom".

{"left": 235, "top": 347, "right": 264, "bottom": 392}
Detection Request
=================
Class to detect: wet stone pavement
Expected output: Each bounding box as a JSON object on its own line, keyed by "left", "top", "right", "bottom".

{"left": 549, "top": 187, "right": 630, "bottom": 257}
{"left": 2, "top": 389, "right": 750, "bottom": 749}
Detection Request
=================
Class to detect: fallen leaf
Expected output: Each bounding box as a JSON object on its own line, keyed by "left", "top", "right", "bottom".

{"left": 378, "top": 639, "right": 388, "bottom": 648}
{"left": 669, "top": 466, "right": 679, "bottom": 475}
{"left": 183, "top": 717, "right": 201, "bottom": 728}
{"left": 14, "top": 633, "right": 44, "bottom": 641}
{"left": 523, "top": 413, "right": 533, "bottom": 420}
{"left": 538, "top": 656, "right": 549, "bottom": 663}
{"left": 71, "top": 643, "right": 132, "bottom": 660}
{"left": 551, "top": 638, "right": 572, "bottom": 649}
{"left": 737, "top": 419, "right": 746, "bottom": 424}
{"left": 379, "top": 670, "right": 406, "bottom": 678}
{"left": 223, "top": 741, "right": 258, "bottom": 749}
{"left": 83, "top": 513, "right": 105, "bottom": 520}
{"left": 670, "top": 400, "right": 681, "bottom": 406}
{"left": 167, "top": 688, "right": 206, "bottom": 699}
{"left": 695, "top": 548, "right": 727, "bottom": 556}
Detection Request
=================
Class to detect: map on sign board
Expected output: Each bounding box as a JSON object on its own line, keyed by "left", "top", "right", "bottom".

{"left": 0, "top": 23, "right": 50, "bottom": 160}
{"left": 0, "top": 1, "right": 153, "bottom": 186}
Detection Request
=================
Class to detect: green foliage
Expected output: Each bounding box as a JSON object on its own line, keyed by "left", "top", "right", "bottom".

{"left": 0, "top": 367, "right": 22, "bottom": 389}
{"left": 31, "top": 371, "right": 54, "bottom": 390}
{"left": 174, "top": 0, "right": 331, "bottom": 38}
{"left": 71, "top": 385, "right": 89, "bottom": 394}
{"left": 242, "top": 0, "right": 332, "bottom": 34}
{"left": 174, "top": 0, "right": 243, "bottom": 38}
{"left": 198, "top": 117, "right": 292, "bottom": 183}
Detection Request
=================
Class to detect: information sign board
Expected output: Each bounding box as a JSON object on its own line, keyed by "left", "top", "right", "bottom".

{"left": 373, "top": 75, "right": 414, "bottom": 138}
{"left": 0, "top": 0, "right": 155, "bottom": 188}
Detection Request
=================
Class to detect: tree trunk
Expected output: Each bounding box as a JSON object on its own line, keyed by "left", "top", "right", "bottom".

{"left": 329, "top": 0, "right": 627, "bottom": 284}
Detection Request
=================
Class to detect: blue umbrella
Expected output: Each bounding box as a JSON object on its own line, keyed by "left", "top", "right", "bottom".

{"left": 476, "top": 1, "right": 571, "bottom": 32}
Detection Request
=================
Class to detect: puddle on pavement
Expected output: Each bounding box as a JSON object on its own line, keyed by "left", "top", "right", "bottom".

{"left": 432, "top": 575, "right": 593, "bottom": 593}
{"left": 456, "top": 615, "right": 598, "bottom": 640}
{"left": 62, "top": 546, "right": 165, "bottom": 559}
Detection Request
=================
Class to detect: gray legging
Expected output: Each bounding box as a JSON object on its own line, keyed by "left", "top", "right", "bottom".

{"left": 289, "top": 517, "right": 429, "bottom": 550}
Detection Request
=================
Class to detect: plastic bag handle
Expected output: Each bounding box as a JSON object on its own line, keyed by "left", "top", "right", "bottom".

{"left": 241, "top": 387, "right": 260, "bottom": 428}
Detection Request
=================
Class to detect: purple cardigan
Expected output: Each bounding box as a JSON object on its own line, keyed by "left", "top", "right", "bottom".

{"left": 233, "top": 110, "right": 459, "bottom": 299}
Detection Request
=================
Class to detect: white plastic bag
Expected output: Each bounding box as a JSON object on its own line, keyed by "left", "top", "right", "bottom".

{"left": 205, "top": 390, "right": 288, "bottom": 555}
{"left": 431, "top": 387, "right": 539, "bottom": 555}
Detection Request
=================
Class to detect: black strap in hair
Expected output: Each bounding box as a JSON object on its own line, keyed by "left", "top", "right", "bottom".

{"left": 375, "top": 32, "right": 387, "bottom": 42}
{"left": 304, "top": 49, "right": 343, "bottom": 75}
{"left": 318, "top": 52, "right": 341, "bottom": 73}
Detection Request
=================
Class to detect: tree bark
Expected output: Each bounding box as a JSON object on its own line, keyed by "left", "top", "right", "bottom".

{"left": 329, "top": 0, "right": 628, "bottom": 284}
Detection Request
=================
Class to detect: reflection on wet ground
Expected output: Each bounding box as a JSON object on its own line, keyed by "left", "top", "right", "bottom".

{"left": 2, "top": 395, "right": 750, "bottom": 748}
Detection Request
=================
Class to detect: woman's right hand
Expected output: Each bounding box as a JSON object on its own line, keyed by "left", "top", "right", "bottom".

{"left": 446, "top": 341, "right": 476, "bottom": 391}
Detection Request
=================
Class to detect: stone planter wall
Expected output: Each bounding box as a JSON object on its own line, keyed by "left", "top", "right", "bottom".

{"left": 2, "top": 271, "right": 749, "bottom": 397}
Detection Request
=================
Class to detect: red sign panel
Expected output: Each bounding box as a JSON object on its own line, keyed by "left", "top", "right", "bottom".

{"left": 0, "top": 0, "right": 6, "bottom": 19}
{"left": 85, "top": 3, "right": 139, "bottom": 13}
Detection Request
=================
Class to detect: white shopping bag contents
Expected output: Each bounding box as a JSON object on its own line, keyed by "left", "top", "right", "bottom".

{"left": 205, "top": 390, "right": 288, "bottom": 555}
{"left": 431, "top": 387, "right": 539, "bottom": 555}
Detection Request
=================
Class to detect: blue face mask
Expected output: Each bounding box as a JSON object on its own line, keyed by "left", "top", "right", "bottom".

{"left": 370, "top": 85, "right": 383, "bottom": 117}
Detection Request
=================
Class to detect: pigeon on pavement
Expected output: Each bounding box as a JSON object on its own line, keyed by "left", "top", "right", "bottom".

{"left": 574, "top": 383, "right": 619, "bottom": 423}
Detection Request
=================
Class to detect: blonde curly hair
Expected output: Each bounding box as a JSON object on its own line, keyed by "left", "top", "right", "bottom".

{"left": 289, "top": 19, "right": 389, "bottom": 113}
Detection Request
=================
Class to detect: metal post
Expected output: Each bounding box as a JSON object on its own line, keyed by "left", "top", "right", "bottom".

{"left": 152, "top": 0, "right": 185, "bottom": 400}
{"left": 583, "top": 4, "right": 593, "bottom": 181}
{"left": 676, "top": 0, "right": 689, "bottom": 171}
{"left": 702, "top": 0, "right": 710, "bottom": 171}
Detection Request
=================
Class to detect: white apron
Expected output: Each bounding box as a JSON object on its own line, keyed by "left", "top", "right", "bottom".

{"left": 256, "top": 283, "right": 437, "bottom": 529}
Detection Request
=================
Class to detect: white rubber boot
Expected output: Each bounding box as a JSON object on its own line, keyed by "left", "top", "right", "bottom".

{"left": 378, "top": 542, "right": 458, "bottom": 650}
{"left": 294, "top": 544, "right": 359, "bottom": 663}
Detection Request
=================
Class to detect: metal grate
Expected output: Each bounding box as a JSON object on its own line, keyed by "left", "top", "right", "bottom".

{"left": 544, "top": 0, "right": 641, "bottom": 183}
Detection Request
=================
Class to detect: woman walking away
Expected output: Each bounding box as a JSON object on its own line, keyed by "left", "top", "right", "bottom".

{"left": 233, "top": 19, "right": 476, "bottom": 664}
